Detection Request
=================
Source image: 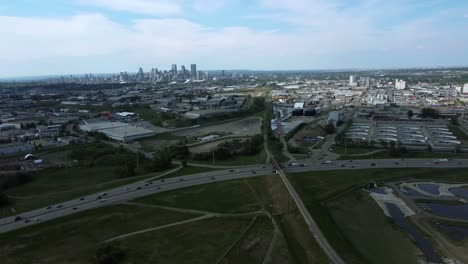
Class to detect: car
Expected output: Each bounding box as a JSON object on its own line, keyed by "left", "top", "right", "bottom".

{"left": 137, "top": 186, "right": 142, "bottom": 190}
{"left": 14, "top": 216, "right": 22, "bottom": 222}
{"left": 340, "top": 164, "right": 345, "bottom": 167}
{"left": 144, "top": 183, "right": 149, "bottom": 186}
{"left": 349, "top": 160, "right": 353, "bottom": 162}
{"left": 252, "top": 171, "right": 257, "bottom": 174}
{"left": 101, "top": 193, "right": 107, "bottom": 196}
{"left": 371, "top": 163, "right": 376, "bottom": 166}
{"left": 57, "top": 205, "right": 63, "bottom": 208}
{"left": 299, "top": 164, "right": 305, "bottom": 167}
{"left": 157, "top": 187, "right": 161, "bottom": 190}
{"left": 161, "top": 179, "right": 165, "bottom": 182}
{"left": 79, "top": 197, "right": 85, "bottom": 201}
{"left": 100, "top": 199, "right": 107, "bottom": 203}
{"left": 262, "top": 166, "right": 266, "bottom": 169}
{"left": 394, "top": 162, "right": 399, "bottom": 165}
{"left": 229, "top": 169, "right": 235, "bottom": 172}
{"left": 211, "top": 177, "right": 215, "bottom": 180}
{"left": 33, "top": 218, "right": 40, "bottom": 222}
{"left": 124, "top": 188, "right": 129, "bottom": 191}
{"left": 46, "top": 206, "right": 52, "bottom": 210}
{"left": 72, "top": 207, "right": 78, "bottom": 210}
{"left": 24, "top": 219, "right": 30, "bottom": 223}
{"left": 351, "top": 166, "right": 355, "bottom": 168}
{"left": 179, "top": 179, "right": 184, "bottom": 182}
{"left": 96, "top": 196, "right": 102, "bottom": 200}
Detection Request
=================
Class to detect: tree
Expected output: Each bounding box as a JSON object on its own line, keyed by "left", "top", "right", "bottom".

{"left": 148, "top": 148, "right": 172, "bottom": 172}
{"left": 324, "top": 123, "right": 335, "bottom": 134}
{"left": 407, "top": 110, "right": 414, "bottom": 118}
{"left": 95, "top": 244, "right": 126, "bottom": 264}
{"left": 421, "top": 108, "right": 439, "bottom": 118}
{"left": 0, "top": 193, "right": 12, "bottom": 207}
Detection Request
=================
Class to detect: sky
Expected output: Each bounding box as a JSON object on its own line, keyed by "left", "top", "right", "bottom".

{"left": 1, "top": 0, "right": 468, "bottom": 77}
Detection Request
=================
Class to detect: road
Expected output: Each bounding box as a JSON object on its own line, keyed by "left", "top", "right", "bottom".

{"left": 1, "top": 158, "right": 468, "bottom": 235}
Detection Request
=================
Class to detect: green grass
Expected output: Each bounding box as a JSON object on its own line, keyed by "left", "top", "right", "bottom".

{"left": 448, "top": 124, "right": 468, "bottom": 140}
{"left": 289, "top": 168, "right": 468, "bottom": 264}
{"left": 189, "top": 150, "right": 268, "bottom": 166}
{"left": 332, "top": 145, "right": 380, "bottom": 155}
{"left": 328, "top": 191, "right": 419, "bottom": 264}
{"left": 221, "top": 215, "right": 274, "bottom": 263}
{"left": 0, "top": 204, "right": 195, "bottom": 264}
{"left": 136, "top": 177, "right": 264, "bottom": 214}
{"left": 115, "top": 217, "right": 252, "bottom": 264}
{"left": 132, "top": 106, "right": 162, "bottom": 125}
{"left": 4, "top": 166, "right": 168, "bottom": 213}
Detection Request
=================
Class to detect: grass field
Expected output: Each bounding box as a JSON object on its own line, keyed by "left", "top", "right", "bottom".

{"left": 115, "top": 216, "right": 252, "bottom": 264}
{"left": 0, "top": 204, "right": 195, "bottom": 264}
{"left": 328, "top": 190, "right": 419, "bottom": 264}
{"left": 188, "top": 150, "right": 268, "bottom": 166}
{"left": 136, "top": 177, "right": 263, "bottom": 214}
{"left": 289, "top": 168, "right": 468, "bottom": 264}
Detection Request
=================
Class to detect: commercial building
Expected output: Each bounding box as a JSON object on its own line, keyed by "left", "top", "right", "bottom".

{"left": 80, "top": 121, "right": 155, "bottom": 143}
{"left": 328, "top": 111, "right": 341, "bottom": 126}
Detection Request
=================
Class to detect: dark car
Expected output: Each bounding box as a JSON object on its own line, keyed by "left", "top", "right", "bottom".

{"left": 57, "top": 205, "right": 63, "bottom": 208}
{"left": 72, "top": 207, "right": 78, "bottom": 210}
{"left": 46, "top": 206, "right": 52, "bottom": 210}
{"left": 14, "top": 216, "right": 22, "bottom": 222}
{"left": 24, "top": 219, "right": 30, "bottom": 223}
{"left": 211, "top": 177, "right": 215, "bottom": 180}
{"left": 252, "top": 171, "right": 257, "bottom": 174}
{"left": 137, "top": 186, "right": 142, "bottom": 190}
{"left": 371, "top": 163, "right": 376, "bottom": 166}
{"left": 79, "top": 197, "right": 85, "bottom": 201}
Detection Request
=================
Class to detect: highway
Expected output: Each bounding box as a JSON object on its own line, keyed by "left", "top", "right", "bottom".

{"left": 1, "top": 158, "right": 468, "bottom": 235}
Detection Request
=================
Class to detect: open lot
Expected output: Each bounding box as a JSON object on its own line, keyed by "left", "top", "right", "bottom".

{"left": 173, "top": 117, "right": 261, "bottom": 138}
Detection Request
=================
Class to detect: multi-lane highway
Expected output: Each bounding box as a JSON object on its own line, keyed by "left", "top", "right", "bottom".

{"left": 1, "top": 158, "right": 468, "bottom": 235}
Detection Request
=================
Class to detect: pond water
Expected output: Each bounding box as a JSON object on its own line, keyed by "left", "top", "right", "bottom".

{"left": 401, "top": 186, "right": 427, "bottom": 197}
{"left": 386, "top": 203, "right": 442, "bottom": 263}
{"left": 449, "top": 187, "right": 468, "bottom": 200}
{"left": 418, "top": 183, "right": 440, "bottom": 196}
{"left": 420, "top": 203, "right": 468, "bottom": 220}
{"left": 436, "top": 224, "right": 468, "bottom": 241}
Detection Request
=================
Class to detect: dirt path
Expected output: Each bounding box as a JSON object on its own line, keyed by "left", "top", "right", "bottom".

{"left": 102, "top": 214, "right": 213, "bottom": 243}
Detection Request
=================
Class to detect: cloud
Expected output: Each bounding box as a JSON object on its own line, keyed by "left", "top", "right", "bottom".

{"left": 192, "top": 0, "right": 228, "bottom": 13}
{"left": 1, "top": 0, "right": 468, "bottom": 76}
{"left": 76, "top": 0, "right": 182, "bottom": 16}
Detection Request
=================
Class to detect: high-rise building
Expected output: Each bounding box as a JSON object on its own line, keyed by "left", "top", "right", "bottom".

{"left": 181, "top": 65, "right": 186, "bottom": 78}
{"left": 191, "top": 64, "right": 197, "bottom": 79}
{"left": 171, "top": 64, "right": 177, "bottom": 76}
{"left": 395, "top": 80, "right": 406, "bottom": 90}
{"left": 366, "top": 77, "right": 370, "bottom": 88}
{"left": 349, "top": 75, "right": 356, "bottom": 85}
{"left": 197, "top": 70, "right": 203, "bottom": 80}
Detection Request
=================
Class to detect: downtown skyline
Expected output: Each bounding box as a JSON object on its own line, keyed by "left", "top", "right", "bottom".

{"left": 1, "top": 0, "right": 468, "bottom": 78}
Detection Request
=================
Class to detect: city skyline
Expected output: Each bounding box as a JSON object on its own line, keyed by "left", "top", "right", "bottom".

{"left": 1, "top": 0, "right": 468, "bottom": 77}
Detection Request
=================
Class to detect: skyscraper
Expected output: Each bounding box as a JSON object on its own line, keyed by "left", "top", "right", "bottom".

{"left": 349, "top": 75, "right": 356, "bottom": 85}
{"left": 171, "top": 64, "right": 177, "bottom": 78}
{"left": 181, "top": 65, "right": 186, "bottom": 78}
{"left": 191, "top": 64, "right": 197, "bottom": 79}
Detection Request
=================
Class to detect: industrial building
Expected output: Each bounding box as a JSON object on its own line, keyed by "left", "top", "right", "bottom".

{"left": 80, "top": 121, "right": 155, "bottom": 143}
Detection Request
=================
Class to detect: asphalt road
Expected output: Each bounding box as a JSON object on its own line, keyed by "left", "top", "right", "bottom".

{"left": 1, "top": 158, "right": 468, "bottom": 235}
